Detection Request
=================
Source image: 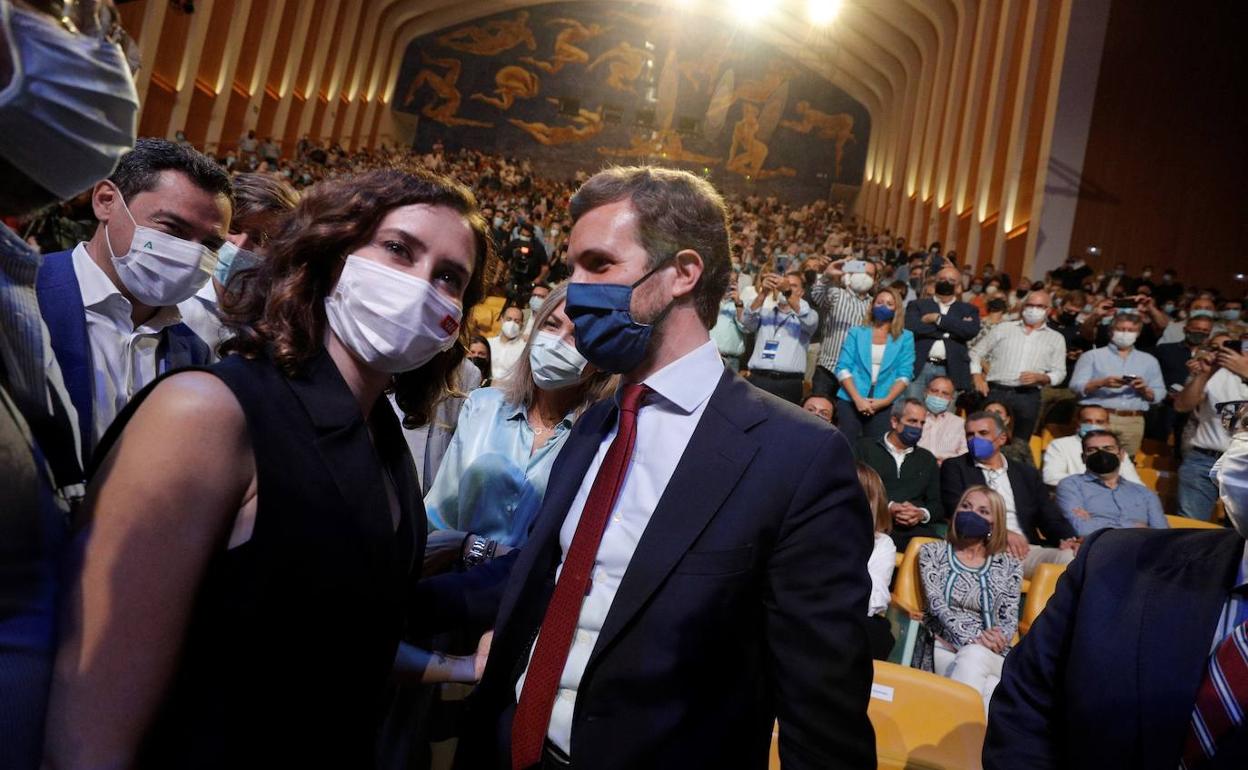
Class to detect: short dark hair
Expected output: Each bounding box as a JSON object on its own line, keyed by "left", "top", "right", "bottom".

{"left": 967, "top": 410, "right": 1006, "bottom": 435}
{"left": 891, "top": 397, "right": 926, "bottom": 419}
{"left": 569, "top": 166, "right": 731, "bottom": 328}
{"left": 1081, "top": 429, "right": 1121, "bottom": 450}
{"left": 111, "top": 137, "right": 232, "bottom": 203}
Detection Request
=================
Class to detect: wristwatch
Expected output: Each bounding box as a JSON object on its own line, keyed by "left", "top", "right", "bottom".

{"left": 463, "top": 534, "right": 498, "bottom": 569}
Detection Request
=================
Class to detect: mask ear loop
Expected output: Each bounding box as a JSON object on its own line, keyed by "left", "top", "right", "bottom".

{"left": 101, "top": 181, "right": 136, "bottom": 260}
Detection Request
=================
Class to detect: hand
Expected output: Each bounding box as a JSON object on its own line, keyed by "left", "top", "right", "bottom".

{"left": 824, "top": 258, "right": 845, "bottom": 278}
{"left": 972, "top": 373, "right": 990, "bottom": 396}
{"left": 1130, "top": 376, "right": 1150, "bottom": 393}
{"left": 921, "top": 312, "right": 940, "bottom": 325}
{"left": 853, "top": 395, "right": 874, "bottom": 416}
{"left": 1018, "top": 371, "right": 1047, "bottom": 386}
{"left": 729, "top": 286, "right": 740, "bottom": 304}
{"left": 761, "top": 273, "right": 780, "bottom": 294}
{"left": 976, "top": 628, "right": 1008, "bottom": 654}
{"left": 890, "top": 502, "right": 923, "bottom": 527}
{"left": 1216, "top": 349, "right": 1248, "bottom": 379}
{"left": 1005, "top": 530, "right": 1031, "bottom": 560}
{"left": 1094, "top": 298, "right": 1114, "bottom": 317}
{"left": 473, "top": 631, "right": 494, "bottom": 682}
{"left": 1072, "top": 506, "right": 1091, "bottom": 521}
{"left": 1136, "top": 295, "right": 1156, "bottom": 313}
{"left": 1100, "top": 376, "right": 1125, "bottom": 390}
{"left": 1058, "top": 537, "right": 1082, "bottom": 554}
{"left": 1186, "top": 356, "right": 1213, "bottom": 377}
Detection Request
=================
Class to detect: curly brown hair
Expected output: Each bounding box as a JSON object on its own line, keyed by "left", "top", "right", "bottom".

{"left": 219, "top": 167, "right": 491, "bottom": 427}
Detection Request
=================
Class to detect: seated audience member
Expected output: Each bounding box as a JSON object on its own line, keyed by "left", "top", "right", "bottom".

{"left": 835, "top": 287, "right": 916, "bottom": 442}
{"left": 917, "top": 486, "right": 1022, "bottom": 714}
{"left": 1056, "top": 430, "right": 1168, "bottom": 536}
{"left": 942, "top": 412, "right": 1078, "bottom": 577}
{"left": 178, "top": 172, "right": 299, "bottom": 357}
{"left": 488, "top": 302, "right": 527, "bottom": 381}
{"left": 466, "top": 334, "right": 492, "bottom": 386}
{"left": 36, "top": 138, "right": 230, "bottom": 462}
{"left": 425, "top": 284, "right": 614, "bottom": 556}
{"left": 1041, "top": 404, "right": 1142, "bottom": 487}
{"left": 802, "top": 394, "right": 835, "bottom": 422}
{"left": 855, "top": 398, "right": 944, "bottom": 547}
{"left": 856, "top": 462, "right": 898, "bottom": 661}
{"left": 1069, "top": 312, "right": 1165, "bottom": 456}
{"left": 983, "top": 399, "right": 1036, "bottom": 468}
{"left": 743, "top": 269, "right": 819, "bottom": 404}
{"left": 917, "top": 375, "right": 967, "bottom": 463}
{"left": 1172, "top": 340, "right": 1248, "bottom": 520}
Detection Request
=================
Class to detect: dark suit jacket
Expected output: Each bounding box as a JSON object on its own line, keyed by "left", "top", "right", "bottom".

{"left": 35, "top": 249, "right": 210, "bottom": 464}
{"left": 984, "top": 528, "right": 1248, "bottom": 769}
{"left": 904, "top": 297, "right": 981, "bottom": 390}
{"left": 455, "top": 368, "right": 877, "bottom": 770}
{"left": 940, "top": 453, "right": 1075, "bottom": 544}
{"left": 1154, "top": 341, "right": 1193, "bottom": 391}
{"left": 854, "top": 436, "right": 944, "bottom": 547}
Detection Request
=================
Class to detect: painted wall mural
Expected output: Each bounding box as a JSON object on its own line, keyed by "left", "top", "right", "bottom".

{"left": 394, "top": 2, "right": 871, "bottom": 200}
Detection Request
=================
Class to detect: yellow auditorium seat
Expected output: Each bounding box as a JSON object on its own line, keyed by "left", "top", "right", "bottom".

{"left": 1165, "top": 514, "right": 1222, "bottom": 530}
{"left": 768, "top": 662, "right": 986, "bottom": 770}
{"left": 1019, "top": 563, "right": 1065, "bottom": 636}
{"left": 890, "top": 537, "right": 938, "bottom": 666}
{"left": 1029, "top": 435, "right": 1043, "bottom": 467}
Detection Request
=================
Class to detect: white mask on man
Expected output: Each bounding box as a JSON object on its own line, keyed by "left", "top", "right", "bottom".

{"left": 1022, "top": 307, "right": 1048, "bottom": 326}
{"left": 105, "top": 183, "right": 217, "bottom": 306}
{"left": 844, "top": 272, "right": 874, "bottom": 294}
{"left": 324, "top": 255, "right": 461, "bottom": 374}
{"left": 501, "top": 319, "right": 522, "bottom": 340}
{"left": 529, "top": 331, "right": 588, "bottom": 390}
{"left": 1111, "top": 330, "right": 1139, "bottom": 349}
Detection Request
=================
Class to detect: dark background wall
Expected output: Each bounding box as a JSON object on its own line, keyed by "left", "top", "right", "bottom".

{"left": 394, "top": 1, "right": 870, "bottom": 202}
{"left": 1069, "top": 0, "right": 1246, "bottom": 292}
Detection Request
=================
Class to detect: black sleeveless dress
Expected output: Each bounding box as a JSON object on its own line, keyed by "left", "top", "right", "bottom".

{"left": 93, "top": 349, "right": 425, "bottom": 768}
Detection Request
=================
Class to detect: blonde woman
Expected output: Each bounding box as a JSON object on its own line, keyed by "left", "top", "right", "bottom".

{"left": 856, "top": 461, "right": 897, "bottom": 660}
{"left": 834, "top": 287, "right": 916, "bottom": 442}
{"left": 916, "top": 485, "right": 1023, "bottom": 713}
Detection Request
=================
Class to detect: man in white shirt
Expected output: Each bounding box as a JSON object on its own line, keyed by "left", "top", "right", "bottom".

{"left": 1173, "top": 344, "right": 1248, "bottom": 519}
{"left": 970, "top": 289, "right": 1067, "bottom": 442}
{"left": 36, "top": 139, "right": 229, "bottom": 460}
{"left": 1042, "top": 404, "right": 1143, "bottom": 488}
{"left": 458, "top": 166, "right": 875, "bottom": 770}
{"left": 488, "top": 303, "right": 527, "bottom": 382}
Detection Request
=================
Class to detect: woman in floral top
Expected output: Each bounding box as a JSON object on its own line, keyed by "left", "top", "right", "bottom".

{"left": 916, "top": 485, "right": 1023, "bottom": 713}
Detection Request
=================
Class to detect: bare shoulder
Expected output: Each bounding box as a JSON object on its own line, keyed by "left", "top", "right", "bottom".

{"left": 132, "top": 371, "right": 245, "bottom": 435}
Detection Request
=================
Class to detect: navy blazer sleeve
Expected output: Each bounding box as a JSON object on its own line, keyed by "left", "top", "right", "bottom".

{"left": 905, "top": 299, "right": 940, "bottom": 339}
{"left": 1025, "top": 471, "right": 1077, "bottom": 542}
{"left": 940, "top": 457, "right": 970, "bottom": 520}
{"left": 923, "top": 453, "right": 945, "bottom": 524}
{"left": 767, "top": 430, "right": 876, "bottom": 768}
{"left": 935, "top": 302, "right": 981, "bottom": 342}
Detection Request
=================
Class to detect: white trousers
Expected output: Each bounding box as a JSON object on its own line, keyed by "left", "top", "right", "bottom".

{"left": 933, "top": 642, "right": 1004, "bottom": 715}
{"left": 1021, "top": 545, "right": 1074, "bottom": 579}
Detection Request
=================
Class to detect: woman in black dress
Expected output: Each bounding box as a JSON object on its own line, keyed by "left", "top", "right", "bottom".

{"left": 43, "top": 168, "right": 491, "bottom": 768}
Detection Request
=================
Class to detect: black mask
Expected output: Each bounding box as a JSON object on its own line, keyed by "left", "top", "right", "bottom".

{"left": 468, "top": 356, "right": 490, "bottom": 380}
{"left": 804, "top": 269, "right": 818, "bottom": 288}
{"left": 1060, "top": 310, "right": 1079, "bottom": 324}
{"left": 1085, "top": 449, "right": 1121, "bottom": 475}
{"left": 1015, "top": 288, "right": 1029, "bottom": 299}
{"left": 987, "top": 298, "right": 1008, "bottom": 313}
{"left": 1185, "top": 331, "right": 1210, "bottom": 346}
{"left": 935, "top": 280, "right": 956, "bottom": 296}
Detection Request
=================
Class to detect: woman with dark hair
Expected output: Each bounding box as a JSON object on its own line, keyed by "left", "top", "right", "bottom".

{"left": 43, "top": 168, "right": 491, "bottom": 768}
{"left": 467, "top": 333, "right": 493, "bottom": 386}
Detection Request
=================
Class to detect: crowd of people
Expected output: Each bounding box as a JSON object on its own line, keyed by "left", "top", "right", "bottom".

{"left": 2, "top": 3, "right": 1247, "bottom": 769}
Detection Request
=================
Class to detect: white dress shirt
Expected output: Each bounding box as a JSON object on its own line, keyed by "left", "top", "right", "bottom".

{"left": 176, "top": 279, "right": 224, "bottom": 362}
{"left": 1041, "top": 434, "right": 1142, "bottom": 487}
{"left": 975, "top": 456, "right": 1023, "bottom": 535}
{"left": 968, "top": 320, "right": 1067, "bottom": 386}
{"left": 928, "top": 299, "right": 955, "bottom": 361}
{"left": 488, "top": 333, "right": 526, "bottom": 382}
{"left": 72, "top": 243, "right": 182, "bottom": 446}
{"left": 515, "top": 339, "right": 723, "bottom": 753}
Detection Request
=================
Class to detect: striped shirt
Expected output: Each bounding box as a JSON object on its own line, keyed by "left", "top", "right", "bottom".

{"left": 1208, "top": 540, "right": 1248, "bottom": 654}
{"left": 810, "top": 276, "right": 871, "bottom": 371}
{"left": 969, "top": 319, "right": 1067, "bottom": 387}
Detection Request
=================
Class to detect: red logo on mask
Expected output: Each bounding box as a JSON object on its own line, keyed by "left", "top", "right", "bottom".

{"left": 439, "top": 315, "right": 459, "bottom": 336}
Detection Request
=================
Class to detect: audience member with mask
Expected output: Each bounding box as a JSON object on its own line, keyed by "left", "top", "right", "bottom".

{"left": 1069, "top": 312, "right": 1165, "bottom": 456}
{"left": 905, "top": 264, "right": 981, "bottom": 399}
{"left": 917, "top": 375, "right": 967, "bottom": 463}
{"left": 1173, "top": 340, "right": 1248, "bottom": 520}
{"left": 854, "top": 398, "right": 944, "bottom": 548}
{"left": 43, "top": 168, "right": 491, "bottom": 768}
{"left": 489, "top": 302, "right": 527, "bottom": 381}
{"left": 809, "top": 255, "right": 878, "bottom": 398}
{"left": 35, "top": 138, "right": 230, "bottom": 463}
{"left": 1041, "top": 404, "right": 1143, "bottom": 487}
{"left": 0, "top": 0, "right": 138, "bottom": 764}
{"left": 1055, "top": 430, "right": 1168, "bottom": 536}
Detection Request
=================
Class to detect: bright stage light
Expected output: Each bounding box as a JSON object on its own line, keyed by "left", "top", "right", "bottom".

{"left": 807, "top": 0, "right": 844, "bottom": 26}
{"left": 729, "top": 0, "right": 777, "bottom": 23}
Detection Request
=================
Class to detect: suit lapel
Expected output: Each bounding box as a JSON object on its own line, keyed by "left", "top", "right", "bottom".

{"left": 586, "top": 372, "right": 763, "bottom": 669}
{"left": 1136, "top": 530, "right": 1244, "bottom": 760}
{"left": 35, "top": 251, "right": 93, "bottom": 460}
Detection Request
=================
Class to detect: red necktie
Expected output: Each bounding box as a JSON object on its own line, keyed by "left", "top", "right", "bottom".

{"left": 511, "top": 383, "right": 650, "bottom": 770}
{"left": 1181, "top": 619, "right": 1248, "bottom": 768}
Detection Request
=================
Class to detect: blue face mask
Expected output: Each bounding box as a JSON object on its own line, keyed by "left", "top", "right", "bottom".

{"left": 924, "top": 395, "right": 950, "bottom": 414}
{"left": 1223, "top": 309, "right": 1241, "bottom": 322}
{"left": 1077, "top": 422, "right": 1102, "bottom": 438}
{"left": 872, "top": 305, "right": 895, "bottom": 323}
{"left": 897, "top": 424, "right": 923, "bottom": 447}
{"left": 213, "top": 241, "right": 259, "bottom": 285}
{"left": 968, "top": 435, "right": 997, "bottom": 461}
{"left": 565, "top": 259, "right": 673, "bottom": 375}
{"left": 954, "top": 509, "right": 992, "bottom": 539}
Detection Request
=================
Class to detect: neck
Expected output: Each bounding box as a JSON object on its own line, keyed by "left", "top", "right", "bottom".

{"left": 957, "top": 541, "right": 989, "bottom": 560}
{"left": 1116, "top": 345, "right": 1133, "bottom": 357}
{"left": 887, "top": 431, "right": 907, "bottom": 451}
{"left": 324, "top": 329, "right": 391, "bottom": 417}
{"left": 624, "top": 309, "right": 710, "bottom": 383}
{"left": 936, "top": 293, "right": 954, "bottom": 303}
{"left": 982, "top": 452, "right": 1005, "bottom": 469}
{"left": 1099, "top": 472, "right": 1120, "bottom": 488}
{"left": 86, "top": 227, "right": 160, "bottom": 327}
{"left": 530, "top": 384, "right": 577, "bottom": 424}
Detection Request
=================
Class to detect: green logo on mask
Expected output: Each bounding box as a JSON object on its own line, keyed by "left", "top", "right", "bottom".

{"left": 143, "top": 241, "right": 154, "bottom": 250}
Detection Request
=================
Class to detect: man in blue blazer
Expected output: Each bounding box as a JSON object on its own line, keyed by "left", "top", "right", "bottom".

{"left": 455, "top": 167, "right": 876, "bottom": 770}
{"left": 904, "top": 264, "right": 981, "bottom": 397}
{"left": 35, "top": 139, "right": 228, "bottom": 463}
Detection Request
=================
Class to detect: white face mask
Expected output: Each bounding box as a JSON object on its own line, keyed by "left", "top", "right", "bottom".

{"left": 105, "top": 184, "right": 218, "bottom": 306}
{"left": 1022, "top": 307, "right": 1048, "bottom": 326}
{"left": 0, "top": 3, "right": 139, "bottom": 199}
{"left": 1214, "top": 435, "right": 1248, "bottom": 539}
{"left": 324, "top": 255, "right": 462, "bottom": 374}
{"left": 844, "top": 272, "right": 874, "bottom": 294}
{"left": 1111, "top": 330, "right": 1139, "bottom": 349}
{"left": 501, "top": 319, "right": 522, "bottom": 339}
{"left": 529, "top": 330, "right": 588, "bottom": 391}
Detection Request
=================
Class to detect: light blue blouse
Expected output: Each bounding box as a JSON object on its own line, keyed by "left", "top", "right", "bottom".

{"left": 424, "top": 386, "right": 574, "bottom": 546}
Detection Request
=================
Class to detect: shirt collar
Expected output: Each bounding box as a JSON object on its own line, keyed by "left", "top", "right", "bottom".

{"left": 976, "top": 454, "right": 1009, "bottom": 473}
{"left": 640, "top": 339, "right": 722, "bottom": 414}
{"left": 881, "top": 434, "right": 913, "bottom": 457}
{"left": 507, "top": 398, "right": 574, "bottom": 428}
{"left": 194, "top": 277, "right": 219, "bottom": 303}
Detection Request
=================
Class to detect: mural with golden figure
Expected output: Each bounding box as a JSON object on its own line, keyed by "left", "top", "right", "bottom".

{"left": 395, "top": 2, "right": 870, "bottom": 200}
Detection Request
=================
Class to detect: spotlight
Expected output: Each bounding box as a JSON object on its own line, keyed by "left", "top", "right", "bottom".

{"left": 807, "top": 0, "right": 843, "bottom": 26}
{"left": 729, "top": 0, "right": 776, "bottom": 22}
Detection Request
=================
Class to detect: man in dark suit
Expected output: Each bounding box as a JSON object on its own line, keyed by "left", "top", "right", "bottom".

{"left": 941, "top": 412, "right": 1078, "bottom": 578}
{"left": 456, "top": 167, "right": 876, "bottom": 770}
{"left": 855, "top": 397, "right": 944, "bottom": 547}
{"left": 905, "top": 264, "right": 981, "bottom": 398}
{"left": 35, "top": 139, "right": 224, "bottom": 463}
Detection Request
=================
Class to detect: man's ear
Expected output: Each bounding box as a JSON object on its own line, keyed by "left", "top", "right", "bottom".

{"left": 91, "top": 180, "right": 118, "bottom": 224}
{"left": 669, "top": 248, "right": 704, "bottom": 300}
